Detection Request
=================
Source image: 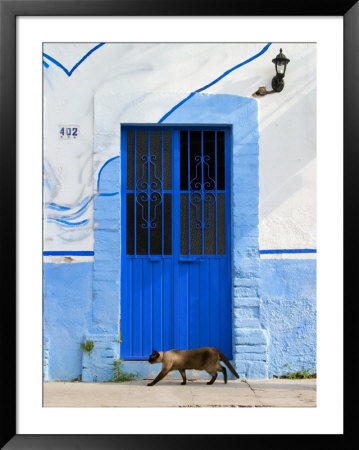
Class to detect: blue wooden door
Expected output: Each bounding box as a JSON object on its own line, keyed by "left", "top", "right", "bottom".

{"left": 121, "top": 126, "right": 232, "bottom": 360}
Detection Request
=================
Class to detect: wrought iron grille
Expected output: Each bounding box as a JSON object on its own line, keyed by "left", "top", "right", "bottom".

{"left": 180, "top": 130, "right": 226, "bottom": 255}
{"left": 126, "top": 129, "right": 172, "bottom": 255}
{"left": 126, "top": 127, "right": 226, "bottom": 257}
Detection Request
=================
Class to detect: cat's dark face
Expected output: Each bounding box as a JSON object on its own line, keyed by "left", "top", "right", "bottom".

{"left": 148, "top": 350, "right": 160, "bottom": 364}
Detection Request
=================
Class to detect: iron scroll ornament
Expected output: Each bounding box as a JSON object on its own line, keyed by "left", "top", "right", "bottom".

{"left": 136, "top": 191, "right": 162, "bottom": 229}
{"left": 189, "top": 155, "right": 216, "bottom": 230}
{"left": 136, "top": 154, "right": 163, "bottom": 229}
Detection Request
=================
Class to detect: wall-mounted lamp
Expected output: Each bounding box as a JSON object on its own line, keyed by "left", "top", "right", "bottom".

{"left": 253, "top": 48, "right": 290, "bottom": 97}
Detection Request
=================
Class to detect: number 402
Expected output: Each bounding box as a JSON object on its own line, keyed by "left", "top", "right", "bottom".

{"left": 59, "top": 127, "right": 78, "bottom": 138}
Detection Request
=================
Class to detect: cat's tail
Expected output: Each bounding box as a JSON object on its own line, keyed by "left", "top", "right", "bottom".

{"left": 218, "top": 350, "right": 240, "bottom": 379}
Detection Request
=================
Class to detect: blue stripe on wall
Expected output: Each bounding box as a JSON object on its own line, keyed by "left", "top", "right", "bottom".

{"left": 158, "top": 43, "right": 271, "bottom": 123}
{"left": 260, "top": 249, "right": 316, "bottom": 254}
{"left": 43, "top": 43, "right": 105, "bottom": 77}
{"left": 43, "top": 251, "right": 95, "bottom": 256}
{"left": 43, "top": 249, "right": 315, "bottom": 257}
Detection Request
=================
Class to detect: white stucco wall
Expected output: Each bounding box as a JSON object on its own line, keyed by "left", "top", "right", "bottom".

{"left": 43, "top": 42, "right": 316, "bottom": 259}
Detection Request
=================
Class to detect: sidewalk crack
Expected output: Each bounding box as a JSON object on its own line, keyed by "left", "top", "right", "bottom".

{"left": 243, "top": 380, "right": 262, "bottom": 407}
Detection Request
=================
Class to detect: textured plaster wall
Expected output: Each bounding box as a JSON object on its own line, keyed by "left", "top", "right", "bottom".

{"left": 259, "top": 259, "right": 316, "bottom": 378}
{"left": 43, "top": 263, "right": 93, "bottom": 380}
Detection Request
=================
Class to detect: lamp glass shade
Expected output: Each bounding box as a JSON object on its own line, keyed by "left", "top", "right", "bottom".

{"left": 276, "top": 62, "right": 285, "bottom": 74}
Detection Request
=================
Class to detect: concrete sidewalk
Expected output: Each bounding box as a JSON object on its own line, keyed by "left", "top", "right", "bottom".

{"left": 43, "top": 378, "right": 316, "bottom": 408}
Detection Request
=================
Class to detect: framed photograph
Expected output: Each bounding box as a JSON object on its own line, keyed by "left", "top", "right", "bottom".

{"left": 1, "top": 0, "right": 355, "bottom": 448}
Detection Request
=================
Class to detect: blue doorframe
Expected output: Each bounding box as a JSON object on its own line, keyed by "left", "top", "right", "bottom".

{"left": 121, "top": 125, "right": 232, "bottom": 360}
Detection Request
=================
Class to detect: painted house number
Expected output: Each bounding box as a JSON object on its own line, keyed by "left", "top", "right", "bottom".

{"left": 59, "top": 126, "right": 78, "bottom": 139}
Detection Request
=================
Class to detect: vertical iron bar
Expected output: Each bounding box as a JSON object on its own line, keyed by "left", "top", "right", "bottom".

{"left": 172, "top": 130, "right": 182, "bottom": 347}
{"left": 151, "top": 262, "right": 154, "bottom": 351}
{"left": 141, "top": 259, "right": 144, "bottom": 356}
{"left": 130, "top": 262, "right": 133, "bottom": 356}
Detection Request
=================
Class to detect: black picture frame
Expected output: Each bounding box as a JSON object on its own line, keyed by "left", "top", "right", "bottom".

{"left": 1, "top": 0, "right": 355, "bottom": 448}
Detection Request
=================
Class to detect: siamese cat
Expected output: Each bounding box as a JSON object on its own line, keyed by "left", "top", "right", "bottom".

{"left": 147, "top": 347, "right": 240, "bottom": 386}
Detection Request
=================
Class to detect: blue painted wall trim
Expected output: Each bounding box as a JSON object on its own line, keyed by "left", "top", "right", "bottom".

{"left": 43, "top": 43, "right": 105, "bottom": 76}
{"left": 260, "top": 249, "right": 316, "bottom": 254}
{"left": 42, "top": 249, "right": 316, "bottom": 257}
{"left": 43, "top": 251, "right": 94, "bottom": 256}
{"left": 87, "top": 92, "right": 265, "bottom": 380}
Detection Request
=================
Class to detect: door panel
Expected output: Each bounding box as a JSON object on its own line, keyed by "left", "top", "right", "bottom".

{"left": 121, "top": 126, "right": 232, "bottom": 360}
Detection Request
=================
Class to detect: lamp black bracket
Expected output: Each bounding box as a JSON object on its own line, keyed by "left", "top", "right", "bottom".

{"left": 271, "top": 75, "right": 285, "bottom": 92}
{"left": 253, "top": 48, "right": 289, "bottom": 98}
{"left": 252, "top": 86, "right": 275, "bottom": 97}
